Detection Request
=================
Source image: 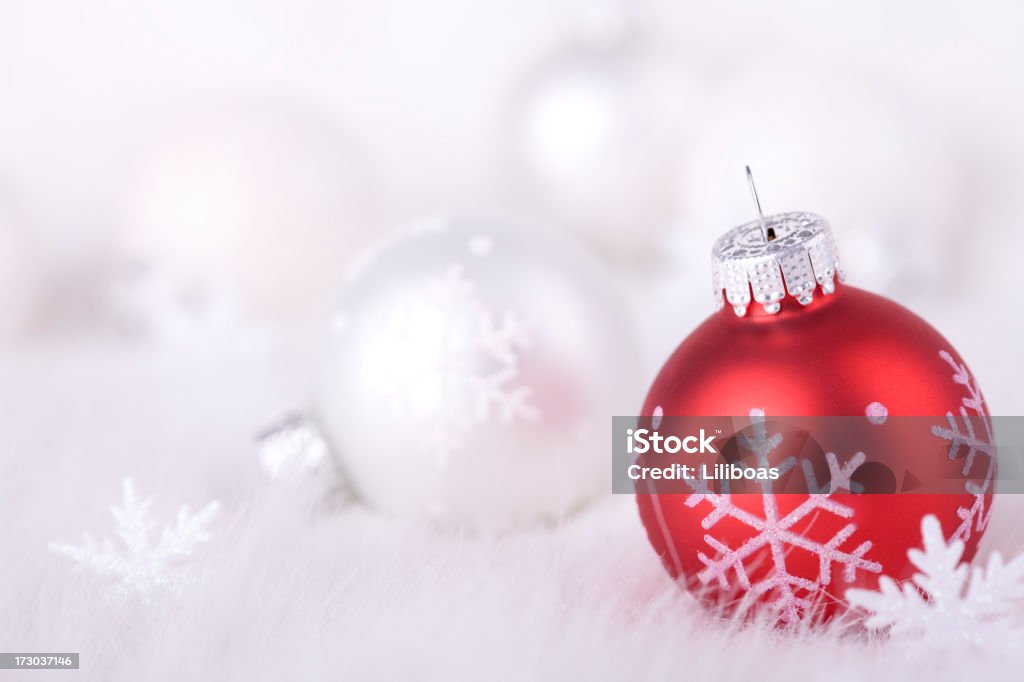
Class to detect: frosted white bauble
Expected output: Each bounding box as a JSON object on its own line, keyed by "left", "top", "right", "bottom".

{"left": 505, "top": 35, "right": 692, "bottom": 258}
{"left": 118, "top": 100, "right": 375, "bottom": 322}
{"left": 314, "top": 217, "right": 640, "bottom": 530}
{"left": 678, "top": 57, "right": 967, "bottom": 297}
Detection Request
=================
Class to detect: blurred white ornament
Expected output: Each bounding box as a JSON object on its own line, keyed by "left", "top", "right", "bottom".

{"left": 678, "top": 57, "right": 968, "bottom": 297}
{"left": 108, "top": 262, "right": 272, "bottom": 353}
{"left": 0, "top": 195, "right": 43, "bottom": 341}
{"left": 314, "top": 217, "right": 640, "bottom": 530}
{"left": 505, "top": 19, "right": 692, "bottom": 258}
{"left": 118, "top": 100, "right": 376, "bottom": 322}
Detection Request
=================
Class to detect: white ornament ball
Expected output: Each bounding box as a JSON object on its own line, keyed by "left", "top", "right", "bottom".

{"left": 314, "top": 217, "right": 640, "bottom": 530}
{"left": 0, "top": 196, "right": 42, "bottom": 342}
{"left": 679, "top": 57, "right": 967, "bottom": 297}
{"left": 505, "top": 36, "right": 691, "bottom": 257}
{"left": 118, "top": 100, "right": 375, "bottom": 322}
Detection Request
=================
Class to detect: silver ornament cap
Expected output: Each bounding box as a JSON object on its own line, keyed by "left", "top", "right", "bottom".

{"left": 711, "top": 211, "right": 845, "bottom": 316}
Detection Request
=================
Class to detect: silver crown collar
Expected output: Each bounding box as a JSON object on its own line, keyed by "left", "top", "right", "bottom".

{"left": 711, "top": 212, "right": 845, "bottom": 317}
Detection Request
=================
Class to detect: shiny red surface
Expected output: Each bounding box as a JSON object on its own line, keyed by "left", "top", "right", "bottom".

{"left": 636, "top": 284, "right": 994, "bottom": 620}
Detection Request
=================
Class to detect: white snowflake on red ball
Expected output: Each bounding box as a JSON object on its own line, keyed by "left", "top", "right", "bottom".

{"left": 847, "top": 515, "right": 1024, "bottom": 653}
{"left": 683, "top": 409, "right": 881, "bottom": 623}
{"left": 50, "top": 478, "right": 220, "bottom": 601}
{"left": 931, "top": 350, "right": 996, "bottom": 543}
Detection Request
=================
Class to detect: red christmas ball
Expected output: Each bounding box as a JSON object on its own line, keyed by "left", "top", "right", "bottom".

{"left": 636, "top": 213, "right": 995, "bottom": 624}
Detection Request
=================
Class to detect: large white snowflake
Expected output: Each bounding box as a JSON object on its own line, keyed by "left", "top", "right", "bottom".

{"left": 49, "top": 478, "right": 220, "bottom": 601}
{"left": 931, "top": 350, "right": 996, "bottom": 542}
{"left": 684, "top": 409, "right": 882, "bottom": 623}
{"left": 847, "top": 515, "right": 1024, "bottom": 652}
{"left": 362, "top": 264, "right": 538, "bottom": 463}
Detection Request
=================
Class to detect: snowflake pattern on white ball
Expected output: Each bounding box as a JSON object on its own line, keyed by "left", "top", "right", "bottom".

{"left": 931, "top": 350, "right": 996, "bottom": 543}
{"left": 681, "top": 409, "right": 882, "bottom": 623}
{"left": 362, "top": 264, "right": 538, "bottom": 464}
{"left": 49, "top": 478, "right": 220, "bottom": 601}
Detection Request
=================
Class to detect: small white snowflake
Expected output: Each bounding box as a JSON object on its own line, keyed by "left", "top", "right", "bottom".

{"left": 49, "top": 478, "right": 220, "bottom": 601}
{"left": 684, "top": 410, "right": 881, "bottom": 623}
{"left": 847, "top": 515, "right": 1024, "bottom": 653}
{"left": 931, "top": 350, "right": 996, "bottom": 542}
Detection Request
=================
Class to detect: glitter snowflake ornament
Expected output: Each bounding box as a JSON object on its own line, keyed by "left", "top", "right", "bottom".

{"left": 50, "top": 478, "right": 220, "bottom": 601}
{"left": 314, "top": 217, "right": 639, "bottom": 531}
{"left": 637, "top": 208, "right": 996, "bottom": 624}
{"left": 847, "top": 515, "right": 1024, "bottom": 652}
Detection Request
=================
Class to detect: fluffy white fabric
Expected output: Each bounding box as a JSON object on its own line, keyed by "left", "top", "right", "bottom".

{"left": 2, "top": 341, "right": 1022, "bottom": 682}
